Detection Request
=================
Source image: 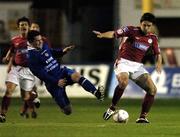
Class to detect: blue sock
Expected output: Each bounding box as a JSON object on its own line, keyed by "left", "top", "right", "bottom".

{"left": 78, "top": 77, "right": 97, "bottom": 94}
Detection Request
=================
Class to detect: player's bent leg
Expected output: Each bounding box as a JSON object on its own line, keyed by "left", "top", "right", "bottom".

{"left": 47, "top": 85, "right": 72, "bottom": 115}
{"left": 135, "top": 74, "right": 157, "bottom": 96}
{"left": 135, "top": 74, "right": 157, "bottom": 123}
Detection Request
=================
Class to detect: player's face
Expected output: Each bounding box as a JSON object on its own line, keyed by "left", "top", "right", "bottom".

{"left": 32, "top": 35, "right": 43, "bottom": 49}
{"left": 30, "top": 23, "right": 40, "bottom": 32}
{"left": 18, "top": 21, "right": 29, "bottom": 35}
{"left": 140, "top": 21, "right": 153, "bottom": 34}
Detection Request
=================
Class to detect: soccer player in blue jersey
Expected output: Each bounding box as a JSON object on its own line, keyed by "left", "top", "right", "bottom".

{"left": 26, "top": 30, "right": 104, "bottom": 115}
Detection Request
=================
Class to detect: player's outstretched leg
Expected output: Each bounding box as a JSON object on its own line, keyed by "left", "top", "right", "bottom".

{"left": 78, "top": 77, "right": 104, "bottom": 101}
{"left": 93, "top": 86, "right": 104, "bottom": 101}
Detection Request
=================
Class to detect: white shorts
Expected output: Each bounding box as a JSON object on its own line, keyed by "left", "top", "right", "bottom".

{"left": 114, "top": 58, "right": 148, "bottom": 80}
{"left": 6, "top": 66, "right": 36, "bottom": 91}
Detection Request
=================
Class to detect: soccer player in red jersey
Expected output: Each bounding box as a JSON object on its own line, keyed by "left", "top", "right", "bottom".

{"left": 0, "top": 17, "right": 38, "bottom": 122}
{"left": 93, "top": 13, "right": 162, "bottom": 123}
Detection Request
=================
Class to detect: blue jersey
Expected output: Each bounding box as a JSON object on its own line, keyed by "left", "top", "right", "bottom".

{"left": 27, "top": 43, "right": 66, "bottom": 85}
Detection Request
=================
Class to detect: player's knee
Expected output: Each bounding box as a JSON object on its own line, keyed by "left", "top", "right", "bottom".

{"left": 119, "top": 81, "right": 128, "bottom": 89}
{"left": 149, "top": 86, "right": 157, "bottom": 96}
{"left": 118, "top": 79, "right": 128, "bottom": 89}
{"left": 71, "top": 72, "right": 81, "bottom": 82}
{"left": 5, "top": 88, "right": 14, "bottom": 97}
{"left": 117, "top": 75, "right": 128, "bottom": 89}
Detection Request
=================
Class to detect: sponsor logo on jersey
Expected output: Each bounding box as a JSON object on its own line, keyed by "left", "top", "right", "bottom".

{"left": 16, "top": 48, "right": 28, "bottom": 54}
{"left": 134, "top": 42, "right": 148, "bottom": 51}
{"left": 45, "top": 53, "right": 49, "bottom": 57}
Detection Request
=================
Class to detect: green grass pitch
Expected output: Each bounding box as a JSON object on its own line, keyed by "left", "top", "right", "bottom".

{"left": 0, "top": 98, "right": 180, "bottom": 137}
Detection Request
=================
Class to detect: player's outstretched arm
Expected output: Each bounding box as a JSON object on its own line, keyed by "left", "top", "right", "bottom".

{"left": 63, "top": 45, "right": 75, "bottom": 53}
{"left": 155, "top": 54, "right": 162, "bottom": 74}
{"left": 2, "top": 49, "right": 12, "bottom": 63}
{"left": 92, "top": 30, "right": 115, "bottom": 39}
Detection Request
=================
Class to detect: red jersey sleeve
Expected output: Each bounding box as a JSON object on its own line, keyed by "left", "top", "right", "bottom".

{"left": 114, "top": 26, "right": 134, "bottom": 38}
{"left": 151, "top": 35, "right": 160, "bottom": 55}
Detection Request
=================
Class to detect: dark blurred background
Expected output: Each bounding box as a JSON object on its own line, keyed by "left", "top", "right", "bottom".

{"left": 1, "top": 0, "right": 180, "bottom": 66}
{"left": 31, "top": 0, "right": 115, "bottom": 64}
{"left": 0, "top": 0, "right": 115, "bottom": 64}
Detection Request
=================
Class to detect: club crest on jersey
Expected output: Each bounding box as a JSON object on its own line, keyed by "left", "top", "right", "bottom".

{"left": 45, "top": 53, "right": 49, "bottom": 57}
{"left": 148, "top": 39, "right": 153, "bottom": 44}
{"left": 117, "top": 29, "right": 123, "bottom": 35}
{"left": 134, "top": 42, "right": 148, "bottom": 51}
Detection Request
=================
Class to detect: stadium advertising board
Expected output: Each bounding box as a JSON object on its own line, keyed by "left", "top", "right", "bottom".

{"left": 109, "top": 67, "right": 180, "bottom": 98}
{"left": 0, "top": 64, "right": 110, "bottom": 97}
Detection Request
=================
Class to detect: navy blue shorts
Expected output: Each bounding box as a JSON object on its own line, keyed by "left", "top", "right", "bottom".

{"left": 45, "top": 66, "right": 76, "bottom": 109}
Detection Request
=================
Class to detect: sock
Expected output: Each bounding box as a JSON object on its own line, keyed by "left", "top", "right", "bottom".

{"left": 20, "top": 101, "right": 28, "bottom": 113}
{"left": 111, "top": 85, "right": 125, "bottom": 108}
{"left": 1, "top": 96, "right": 11, "bottom": 115}
{"left": 140, "top": 93, "right": 155, "bottom": 118}
{"left": 78, "top": 77, "right": 97, "bottom": 94}
{"left": 26, "top": 96, "right": 36, "bottom": 113}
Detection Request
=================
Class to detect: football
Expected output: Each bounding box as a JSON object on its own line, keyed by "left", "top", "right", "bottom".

{"left": 113, "top": 109, "right": 129, "bottom": 123}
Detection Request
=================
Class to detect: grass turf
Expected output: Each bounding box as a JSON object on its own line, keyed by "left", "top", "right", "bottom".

{"left": 0, "top": 98, "right": 180, "bottom": 137}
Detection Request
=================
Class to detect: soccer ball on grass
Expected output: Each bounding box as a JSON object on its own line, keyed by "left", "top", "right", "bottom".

{"left": 113, "top": 109, "right": 129, "bottom": 123}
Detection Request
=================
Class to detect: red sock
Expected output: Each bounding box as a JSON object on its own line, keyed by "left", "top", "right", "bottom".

{"left": 140, "top": 94, "right": 155, "bottom": 118}
{"left": 1, "top": 96, "right": 11, "bottom": 115}
{"left": 20, "top": 101, "right": 28, "bottom": 113}
{"left": 111, "top": 85, "right": 125, "bottom": 108}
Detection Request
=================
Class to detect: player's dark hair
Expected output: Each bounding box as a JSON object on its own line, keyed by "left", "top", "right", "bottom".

{"left": 27, "top": 30, "right": 41, "bottom": 43}
{"left": 140, "top": 12, "right": 156, "bottom": 24}
{"left": 17, "top": 16, "right": 31, "bottom": 26}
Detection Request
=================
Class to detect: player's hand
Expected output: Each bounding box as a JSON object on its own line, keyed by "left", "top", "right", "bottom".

{"left": 2, "top": 57, "right": 9, "bottom": 64}
{"left": 63, "top": 45, "right": 75, "bottom": 53}
{"left": 155, "top": 63, "right": 162, "bottom": 74}
{"left": 92, "top": 30, "right": 103, "bottom": 38}
{"left": 58, "top": 78, "right": 67, "bottom": 87}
